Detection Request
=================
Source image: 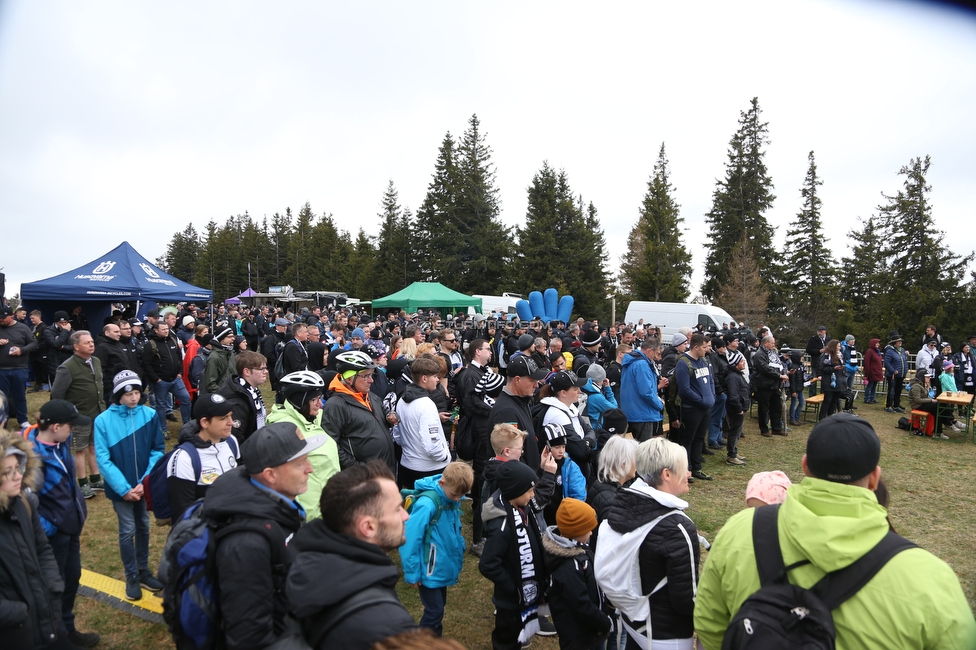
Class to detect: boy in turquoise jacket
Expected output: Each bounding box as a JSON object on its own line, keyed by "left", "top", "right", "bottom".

{"left": 402, "top": 461, "right": 474, "bottom": 636}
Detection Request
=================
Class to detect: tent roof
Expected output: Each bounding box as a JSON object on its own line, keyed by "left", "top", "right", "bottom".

{"left": 372, "top": 282, "right": 481, "bottom": 313}
{"left": 21, "top": 241, "right": 213, "bottom": 302}
{"left": 236, "top": 288, "right": 258, "bottom": 298}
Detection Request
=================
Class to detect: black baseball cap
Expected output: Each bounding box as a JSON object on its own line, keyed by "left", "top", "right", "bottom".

{"left": 240, "top": 421, "right": 327, "bottom": 474}
{"left": 547, "top": 370, "right": 587, "bottom": 392}
{"left": 806, "top": 413, "right": 881, "bottom": 483}
{"left": 507, "top": 355, "right": 549, "bottom": 381}
{"left": 38, "top": 400, "right": 92, "bottom": 428}
{"left": 192, "top": 393, "right": 235, "bottom": 421}
{"left": 0, "top": 305, "right": 12, "bottom": 318}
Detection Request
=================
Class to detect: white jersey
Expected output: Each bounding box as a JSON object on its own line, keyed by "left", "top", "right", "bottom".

{"left": 166, "top": 436, "right": 240, "bottom": 486}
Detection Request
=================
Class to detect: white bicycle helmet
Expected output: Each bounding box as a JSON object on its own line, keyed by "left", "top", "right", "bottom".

{"left": 278, "top": 371, "right": 326, "bottom": 412}
{"left": 335, "top": 350, "right": 378, "bottom": 374}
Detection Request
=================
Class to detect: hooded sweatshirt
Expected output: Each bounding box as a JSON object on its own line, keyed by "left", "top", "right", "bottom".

{"left": 286, "top": 519, "right": 416, "bottom": 650}
{"left": 695, "top": 478, "right": 976, "bottom": 650}
{"left": 394, "top": 383, "right": 451, "bottom": 473}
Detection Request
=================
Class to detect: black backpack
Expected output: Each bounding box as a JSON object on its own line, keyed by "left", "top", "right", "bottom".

{"left": 722, "top": 504, "right": 916, "bottom": 650}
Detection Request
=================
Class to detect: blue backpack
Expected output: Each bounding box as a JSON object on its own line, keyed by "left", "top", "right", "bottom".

{"left": 143, "top": 438, "right": 240, "bottom": 526}
{"left": 159, "top": 501, "right": 286, "bottom": 650}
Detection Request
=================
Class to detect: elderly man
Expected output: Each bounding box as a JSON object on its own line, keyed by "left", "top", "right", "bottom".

{"left": 695, "top": 414, "right": 976, "bottom": 649}
{"left": 752, "top": 335, "right": 788, "bottom": 437}
{"left": 51, "top": 330, "right": 106, "bottom": 499}
{"left": 0, "top": 304, "right": 38, "bottom": 428}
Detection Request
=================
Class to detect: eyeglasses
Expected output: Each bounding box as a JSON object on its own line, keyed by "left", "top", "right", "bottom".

{"left": 356, "top": 372, "right": 374, "bottom": 381}
{"left": 2, "top": 466, "right": 24, "bottom": 480}
{"left": 252, "top": 366, "right": 269, "bottom": 372}
{"left": 443, "top": 338, "right": 456, "bottom": 343}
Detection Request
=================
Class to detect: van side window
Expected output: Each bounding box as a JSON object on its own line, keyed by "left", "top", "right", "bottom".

{"left": 699, "top": 314, "right": 717, "bottom": 331}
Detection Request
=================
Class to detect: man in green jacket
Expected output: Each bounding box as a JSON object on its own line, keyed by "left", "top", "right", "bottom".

{"left": 695, "top": 413, "right": 976, "bottom": 650}
{"left": 51, "top": 330, "right": 107, "bottom": 499}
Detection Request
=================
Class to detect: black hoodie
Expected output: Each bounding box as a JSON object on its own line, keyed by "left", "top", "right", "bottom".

{"left": 286, "top": 519, "right": 415, "bottom": 650}
{"left": 200, "top": 467, "right": 304, "bottom": 650}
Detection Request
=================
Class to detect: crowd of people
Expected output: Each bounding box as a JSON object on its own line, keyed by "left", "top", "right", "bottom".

{"left": 1, "top": 300, "right": 975, "bottom": 649}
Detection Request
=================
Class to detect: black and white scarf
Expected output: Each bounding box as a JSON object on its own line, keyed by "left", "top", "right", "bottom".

{"left": 507, "top": 503, "right": 545, "bottom": 643}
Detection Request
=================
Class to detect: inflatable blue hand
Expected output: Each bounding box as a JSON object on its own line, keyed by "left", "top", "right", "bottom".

{"left": 515, "top": 288, "right": 574, "bottom": 324}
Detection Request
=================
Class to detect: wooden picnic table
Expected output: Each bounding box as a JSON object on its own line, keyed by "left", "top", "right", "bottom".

{"left": 935, "top": 391, "right": 975, "bottom": 442}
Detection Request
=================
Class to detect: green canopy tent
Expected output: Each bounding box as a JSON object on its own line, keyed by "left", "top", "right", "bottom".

{"left": 371, "top": 282, "right": 482, "bottom": 314}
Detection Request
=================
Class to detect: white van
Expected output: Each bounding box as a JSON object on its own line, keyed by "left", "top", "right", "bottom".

{"left": 470, "top": 293, "right": 523, "bottom": 318}
{"left": 623, "top": 301, "right": 736, "bottom": 341}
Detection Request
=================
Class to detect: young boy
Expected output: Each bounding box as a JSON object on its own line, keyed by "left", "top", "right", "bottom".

{"left": 402, "top": 461, "right": 475, "bottom": 636}
{"left": 724, "top": 352, "right": 750, "bottom": 467}
{"left": 481, "top": 423, "right": 557, "bottom": 521}
{"left": 540, "top": 423, "right": 586, "bottom": 525}
{"left": 479, "top": 460, "right": 550, "bottom": 649}
{"left": 542, "top": 498, "right": 612, "bottom": 650}
{"left": 166, "top": 391, "right": 240, "bottom": 521}
{"left": 94, "top": 370, "right": 165, "bottom": 600}
{"left": 28, "top": 400, "right": 100, "bottom": 648}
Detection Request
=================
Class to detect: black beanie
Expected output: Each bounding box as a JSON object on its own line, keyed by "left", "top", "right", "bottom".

{"left": 497, "top": 461, "right": 538, "bottom": 501}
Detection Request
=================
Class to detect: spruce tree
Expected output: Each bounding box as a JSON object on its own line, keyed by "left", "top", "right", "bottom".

{"left": 373, "top": 181, "right": 415, "bottom": 296}
{"left": 269, "top": 209, "right": 292, "bottom": 285}
{"left": 782, "top": 151, "right": 837, "bottom": 318}
{"left": 702, "top": 97, "right": 777, "bottom": 302}
{"left": 285, "top": 203, "right": 315, "bottom": 288}
{"left": 455, "top": 114, "right": 514, "bottom": 293}
{"left": 414, "top": 133, "right": 461, "bottom": 283}
{"left": 620, "top": 143, "right": 692, "bottom": 302}
{"left": 839, "top": 216, "right": 885, "bottom": 328}
{"left": 163, "top": 224, "right": 201, "bottom": 283}
{"left": 872, "top": 156, "right": 973, "bottom": 340}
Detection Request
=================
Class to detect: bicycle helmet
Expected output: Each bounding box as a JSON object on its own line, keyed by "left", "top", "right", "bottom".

{"left": 335, "top": 350, "right": 378, "bottom": 374}
{"left": 278, "top": 371, "right": 326, "bottom": 413}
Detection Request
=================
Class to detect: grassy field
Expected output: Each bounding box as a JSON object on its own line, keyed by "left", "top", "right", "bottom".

{"left": 16, "top": 388, "right": 976, "bottom": 649}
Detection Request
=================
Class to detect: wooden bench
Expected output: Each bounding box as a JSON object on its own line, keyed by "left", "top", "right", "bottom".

{"left": 804, "top": 393, "right": 825, "bottom": 422}
{"left": 911, "top": 409, "right": 934, "bottom": 437}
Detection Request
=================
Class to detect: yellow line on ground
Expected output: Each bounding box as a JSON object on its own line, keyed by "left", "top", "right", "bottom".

{"left": 79, "top": 568, "right": 164, "bottom": 614}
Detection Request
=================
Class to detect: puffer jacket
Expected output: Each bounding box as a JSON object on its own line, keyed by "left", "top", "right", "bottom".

{"left": 883, "top": 344, "right": 909, "bottom": 379}
{"left": 0, "top": 434, "right": 64, "bottom": 650}
{"left": 543, "top": 526, "right": 612, "bottom": 648}
{"left": 201, "top": 467, "right": 305, "bottom": 650}
{"left": 695, "top": 479, "right": 976, "bottom": 650}
{"left": 286, "top": 519, "right": 416, "bottom": 650}
{"left": 266, "top": 400, "right": 340, "bottom": 522}
{"left": 620, "top": 349, "right": 664, "bottom": 423}
{"left": 320, "top": 376, "right": 395, "bottom": 474}
{"left": 27, "top": 428, "right": 87, "bottom": 537}
{"left": 401, "top": 475, "right": 465, "bottom": 588}
{"left": 93, "top": 403, "right": 165, "bottom": 502}
{"left": 604, "top": 479, "right": 700, "bottom": 642}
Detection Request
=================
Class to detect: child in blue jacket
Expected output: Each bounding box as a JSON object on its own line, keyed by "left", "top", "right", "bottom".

{"left": 540, "top": 423, "right": 587, "bottom": 526}
{"left": 402, "top": 461, "right": 474, "bottom": 636}
{"left": 93, "top": 370, "right": 165, "bottom": 601}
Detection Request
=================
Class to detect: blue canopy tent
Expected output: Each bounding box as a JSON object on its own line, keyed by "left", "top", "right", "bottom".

{"left": 21, "top": 241, "right": 213, "bottom": 328}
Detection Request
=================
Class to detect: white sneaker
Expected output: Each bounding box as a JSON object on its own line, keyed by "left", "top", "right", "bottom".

{"left": 936, "top": 433, "right": 951, "bottom": 440}
{"left": 952, "top": 422, "right": 966, "bottom": 432}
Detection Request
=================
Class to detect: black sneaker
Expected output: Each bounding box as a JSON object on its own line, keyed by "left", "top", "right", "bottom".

{"left": 125, "top": 577, "right": 143, "bottom": 601}
{"left": 691, "top": 470, "right": 713, "bottom": 481}
{"left": 707, "top": 443, "right": 723, "bottom": 450}
{"left": 67, "top": 629, "right": 101, "bottom": 648}
{"left": 537, "top": 615, "right": 556, "bottom": 636}
{"left": 139, "top": 570, "right": 164, "bottom": 593}
{"left": 702, "top": 447, "right": 715, "bottom": 456}
{"left": 166, "top": 412, "right": 178, "bottom": 422}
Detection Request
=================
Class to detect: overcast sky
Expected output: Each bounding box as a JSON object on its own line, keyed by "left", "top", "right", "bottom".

{"left": 2, "top": 0, "right": 975, "bottom": 305}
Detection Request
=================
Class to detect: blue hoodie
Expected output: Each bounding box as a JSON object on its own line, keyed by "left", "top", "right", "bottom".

{"left": 94, "top": 403, "right": 165, "bottom": 502}
{"left": 619, "top": 350, "right": 664, "bottom": 423}
{"left": 581, "top": 379, "right": 618, "bottom": 429}
{"left": 401, "top": 474, "right": 466, "bottom": 588}
{"left": 675, "top": 352, "right": 716, "bottom": 410}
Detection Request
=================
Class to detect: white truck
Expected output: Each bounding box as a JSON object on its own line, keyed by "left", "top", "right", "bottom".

{"left": 623, "top": 301, "right": 736, "bottom": 341}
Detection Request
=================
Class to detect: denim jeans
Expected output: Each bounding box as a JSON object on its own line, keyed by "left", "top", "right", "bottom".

{"left": 48, "top": 531, "right": 82, "bottom": 633}
{"left": 419, "top": 585, "right": 447, "bottom": 636}
{"left": 112, "top": 499, "right": 150, "bottom": 580}
{"left": 865, "top": 381, "right": 878, "bottom": 402}
{"left": 0, "top": 367, "right": 29, "bottom": 425}
{"left": 154, "top": 377, "right": 191, "bottom": 433}
{"left": 790, "top": 392, "right": 805, "bottom": 421}
{"left": 708, "top": 393, "right": 727, "bottom": 445}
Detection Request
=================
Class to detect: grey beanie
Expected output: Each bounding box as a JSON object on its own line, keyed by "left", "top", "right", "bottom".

{"left": 586, "top": 364, "right": 607, "bottom": 384}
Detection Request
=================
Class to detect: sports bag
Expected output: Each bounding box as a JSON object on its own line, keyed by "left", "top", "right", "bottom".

{"left": 159, "top": 501, "right": 286, "bottom": 650}
{"left": 143, "top": 438, "right": 239, "bottom": 526}
{"left": 721, "top": 503, "right": 916, "bottom": 649}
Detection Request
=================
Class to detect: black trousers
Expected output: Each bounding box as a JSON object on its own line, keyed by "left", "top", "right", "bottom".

{"left": 886, "top": 375, "right": 904, "bottom": 408}
{"left": 678, "top": 406, "right": 709, "bottom": 473}
{"left": 631, "top": 421, "right": 663, "bottom": 442}
{"left": 755, "top": 388, "right": 783, "bottom": 433}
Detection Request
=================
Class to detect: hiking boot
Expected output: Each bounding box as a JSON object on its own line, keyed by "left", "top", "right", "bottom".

{"left": 726, "top": 457, "right": 746, "bottom": 466}
{"left": 761, "top": 431, "right": 773, "bottom": 438}
{"left": 687, "top": 475, "right": 695, "bottom": 484}
{"left": 125, "top": 577, "right": 143, "bottom": 601}
{"left": 702, "top": 447, "right": 715, "bottom": 455}
{"left": 771, "top": 430, "right": 788, "bottom": 436}
{"left": 139, "top": 570, "right": 164, "bottom": 593}
{"left": 736, "top": 454, "right": 747, "bottom": 461}
{"left": 67, "top": 629, "right": 101, "bottom": 648}
{"left": 707, "top": 443, "right": 723, "bottom": 450}
{"left": 80, "top": 483, "right": 96, "bottom": 500}
{"left": 691, "top": 470, "right": 713, "bottom": 481}
{"left": 469, "top": 540, "right": 485, "bottom": 558}
{"left": 537, "top": 615, "right": 556, "bottom": 636}
{"left": 166, "top": 412, "right": 178, "bottom": 422}
{"left": 89, "top": 480, "right": 105, "bottom": 491}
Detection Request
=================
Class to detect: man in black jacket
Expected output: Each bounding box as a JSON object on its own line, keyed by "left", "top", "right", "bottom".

{"left": 216, "top": 351, "right": 269, "bottom": 445}
{"left": 94, "top": 322, "right": 130, "bottom": 396}
{"left": 43, "top": 311, "right": 74, "bottom": 381}
{"left": 202, "top": 421, "right": 324, "bottom": 650}
{"left": 145, "top": 322, "right": 192, "bottom": 434}
{"left": 805, "top": 326, "right": 828, "bottom": 397}
{"left": 752, "top": 335, "right": 788, "bottom": 437}
{"left": 286, "top": 460, "right": 415, "bottom": 650}
{"left": 489, "top": 355, "right": 549, "bottom": 472}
